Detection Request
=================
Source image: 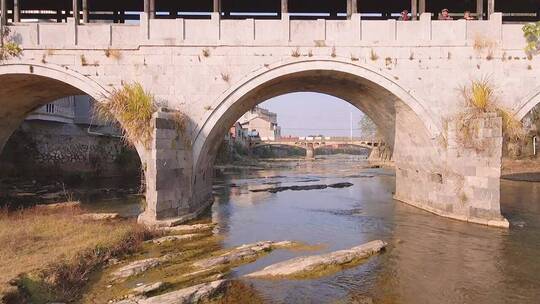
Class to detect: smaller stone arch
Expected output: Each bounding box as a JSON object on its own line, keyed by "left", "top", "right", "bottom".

{"left": 515, "top": 85, "right": 540, "bottom": 121}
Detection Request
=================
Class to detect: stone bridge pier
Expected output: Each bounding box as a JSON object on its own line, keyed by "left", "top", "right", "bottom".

{"left": 305, "top": 144, "right": 315, "bottom": 160}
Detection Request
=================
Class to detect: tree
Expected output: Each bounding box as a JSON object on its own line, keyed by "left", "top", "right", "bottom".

{"left": 358, "top": 115, "right": 380, "bottom": 141}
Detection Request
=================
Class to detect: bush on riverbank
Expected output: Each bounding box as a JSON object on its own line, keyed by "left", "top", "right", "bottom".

{"left": 0, "top": 204, "right": 156, "bottom": 303}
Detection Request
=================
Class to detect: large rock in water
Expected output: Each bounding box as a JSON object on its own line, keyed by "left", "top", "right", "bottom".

{"left": 245, "top": 240, "right": 387, "bottom": 278}
{"left": 192, "top": 241, "right": 295, "bottom": 269}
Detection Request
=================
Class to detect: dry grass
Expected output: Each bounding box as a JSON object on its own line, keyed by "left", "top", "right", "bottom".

{"left": 95, "top": 83, "right": 156, "bottom": 148}
{"left": 80, "top": 55, "right": 88, "bottom": 66}
{"left": 104, "top": 48, "right": 122, "bottom": 60}
{"left": 369, "top": 49, "right": 379, "bottom": 61}
{"left": 314, "top": 40, "right": 326, "bottom": 47}
{"left": 220, "top": 72, "right": 230, "bottom": 82}
{"left": 451, "top": 79, "right": 525, "bottom": 151}
{"left": 473, "top": 35, "right": 496, "bottom": 52}
{"left": 0, "top": 205, "right": 154, "bottom": 303}
{"left": 202, "top": 48, "right": 211, "bottom": 57}
{"left": 291, "top": 48, "right": 301, "bottom": 58}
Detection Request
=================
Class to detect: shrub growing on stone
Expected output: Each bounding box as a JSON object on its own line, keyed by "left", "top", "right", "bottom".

{"left": 95, "top": 83, "right": 157, "bottom": 147}
{"left": 523, "top": 21, "right": 540, "bottom": 56}
{"left": 451, "top": 79, "right": 524, "bottom": 152}
{"left": 0, "top": 27, "right": 22, "bottom": 60}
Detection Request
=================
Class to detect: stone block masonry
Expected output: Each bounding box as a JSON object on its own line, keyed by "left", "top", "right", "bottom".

{"left": 0, "top": 120, "right": 140, "bottom": 180}
{"left": 1, "top": 13, "right": 539, "bottom": 226}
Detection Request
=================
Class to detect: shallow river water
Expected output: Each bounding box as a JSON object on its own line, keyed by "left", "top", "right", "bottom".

{"left": 205, "top": 155, "right": 540, "bottom": 304}
{"left": 83, "top": 155, "right": 540, "bottom": 303}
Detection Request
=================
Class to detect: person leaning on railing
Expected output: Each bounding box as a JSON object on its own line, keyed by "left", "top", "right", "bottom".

{"left": 439, "top": 8, "right": 453, "bottom": 20}
{"left": 463, "top": 11, "right": 475, "bottom": 20}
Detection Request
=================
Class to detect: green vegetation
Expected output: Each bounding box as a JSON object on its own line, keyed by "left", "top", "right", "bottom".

{"left": 0, "top": 205, "right": 156, "bottom": 303}
{"left": 358, "top": 115, "right": 380, "bottom": 141}
{"left": 0, "top": 27, "right": 22, "bottom": 60}
{"left": 523, "top": 21, "right": 540, "bottom": 56}
{"left": 95, "top": 83, "right": 157, "bottom": 147}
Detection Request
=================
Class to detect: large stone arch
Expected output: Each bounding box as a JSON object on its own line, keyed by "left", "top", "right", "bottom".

{"left": 0, "top": 62, "right": 109, "bottom": 152}
{"left": 0, "top": 62, "right": 153, "bottom": 212}
{"left": 193, "top": 58, "right": 441, "bottom": 173}
{"left": 176, "top": 57, "right": 508, "bottom": 228}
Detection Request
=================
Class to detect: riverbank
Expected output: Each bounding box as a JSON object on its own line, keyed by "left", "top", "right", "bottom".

{"left": 0, "top": 204, "right": 156, "bottom": 303}
{"left": 502, "top": 158, "right": 540, "bottom": 181}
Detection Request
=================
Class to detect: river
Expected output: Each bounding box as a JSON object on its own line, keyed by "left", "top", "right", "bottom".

{"left": 86, "top": 155, "right": 540, "bottom": 303}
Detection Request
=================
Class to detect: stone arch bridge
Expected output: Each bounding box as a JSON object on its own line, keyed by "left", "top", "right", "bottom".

{"left": 253, "top": 138, "right": 379, "bottom": 159}
{"left": 1, "top": 11, "right": 539, "bottom": 228}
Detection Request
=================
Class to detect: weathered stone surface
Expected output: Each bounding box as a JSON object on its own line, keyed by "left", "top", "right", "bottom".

{"left": 245, "top": 240, "right": 387, "bottom": 278}
{"left": 79, "top": 213, "right": 121, "bottom": 220}
{"left": 112, "top": 258, "right": 162, "bottom": 279}
{"left": 131, "top": 280, "right": 228, "bottom": 304}
{"left": 193, "top": 241, "right": 295, "bottom": 269}
{"left": 131, "top": 282, "right": 165, "bottom": 296}
{"left": 149, "top": 234, "right": 204, "bottom": 245}
{"left": 2, "top": 13, "right": 526, "bottom": 228}
{"left": 158, "top": 223, "right": 215, "bottom": 233}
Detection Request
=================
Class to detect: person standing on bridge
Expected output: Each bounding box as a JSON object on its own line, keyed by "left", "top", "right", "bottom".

{"left": 463, "top": 11, "right": 475, "bottom": 20}
{"left": 399, "top": 10, "right": 410, "bottom": 21}
{"left": 439, "top": 8, "right": 453, "bottom": 20}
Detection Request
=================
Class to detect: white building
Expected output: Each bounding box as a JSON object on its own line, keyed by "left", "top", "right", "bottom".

{"left": 238, "top": 106, "right": 281, "bottom": 141}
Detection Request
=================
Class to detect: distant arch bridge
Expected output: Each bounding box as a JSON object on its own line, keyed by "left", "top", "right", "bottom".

{"left": 252, "top": 138, "right": 380, "bottom": 150}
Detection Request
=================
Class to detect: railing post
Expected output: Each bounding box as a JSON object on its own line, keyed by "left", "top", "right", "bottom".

{"left": 419, "top": 0, "right": 426, "bottom": 15}
{"left": 487, "top": 0, "right": 495, "bottom": 19}
{"left": 411, "top": 0, "right": 418, "bottom": 20}
{"left": 476, "top": 0, "right": 484, "bottom": 20}
{"left": 13, "top": 0, "right": 19, "bottom": 22}
{"left": 149, "top": 0, "right": 155, "bottom": 19}
{"left": 213, "top": 0, "right": 220, "bottom": 13}
{"left": 347, "top": 0, "right": 357, "bottom": 19}
{"left": 281, "top": 0, "right": 288, "bottom": 15}
{"left": 82, "top": 0, "right": 88, "bottom": 23}
{"left": 72, "top": 0, "right": 79, "bottom": 24}
{"left": 0, "top": 0, "right": 6, "bottom": 26}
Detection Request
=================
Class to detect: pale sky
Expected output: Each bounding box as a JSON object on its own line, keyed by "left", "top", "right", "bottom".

{"left": 260, "top": 92, "right": 364, "bottom": 137}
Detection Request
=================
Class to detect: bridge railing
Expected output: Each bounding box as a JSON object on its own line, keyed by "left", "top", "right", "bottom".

{"left": 8, "top": 13, "right": 524, "bottom": 50}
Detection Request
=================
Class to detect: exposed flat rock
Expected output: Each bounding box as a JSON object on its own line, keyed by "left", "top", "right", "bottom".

{"left": 149, "top": 234, "right": 204, "bottom": 245}
{"left": 138, "top": 280, "right": 228, "bottom": 304}
{"left": 112, "top": 258, "right": 162, "bottom": 279}
{"left": 193, "top": 241, "right": 295, "bottom": 269}
{"left": 245, "top": 240, "right": 386, "bottom": 278}
{"left": 80, "top": 213, "right": 121, "bottom": 220}
{"left": 132, "top": 282, "right": 165, "bottom": 296}
{"left": 158, "top": 223, "right": 215, "bottom": 233}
